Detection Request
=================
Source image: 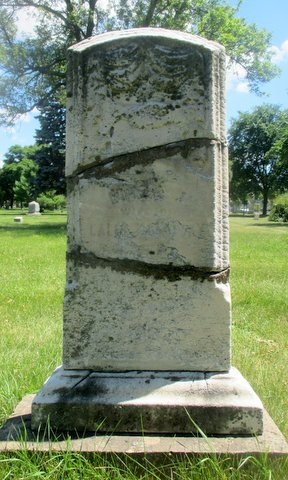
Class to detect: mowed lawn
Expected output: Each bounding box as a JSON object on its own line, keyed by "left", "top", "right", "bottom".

{"left": 230, "top": 215, "right": 288, "bottom": 439}
{"left": 0, "top": 211, "right": 287, "bottom": 479}
{"left": 0, "top": 213, "right": 66, "bottom": 424}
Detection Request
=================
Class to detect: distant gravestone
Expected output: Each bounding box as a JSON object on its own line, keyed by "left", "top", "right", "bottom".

{"left": 28, "top": 201, "right": 40, "bottom": 215}
{"left": 32, "top": 29, "right": 263, "bottom": 435}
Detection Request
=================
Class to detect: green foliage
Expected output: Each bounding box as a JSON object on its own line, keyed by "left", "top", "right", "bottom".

{"left": 269, "top": 193, "right": 288, "bottom": 222}
{"left": 0, "top": 0, "right": 281, "bottom": 124}
{"left": 37, "top": 190, "right": 66, "bottom": 210}
{"left": 190, "top": 2, "right": 279, "bottom": 94}
{"left": 34, "top": 96, "right": 66, "bottom": 195}
{"left": 0, "top": 145, "right": 38, "bottom": 207}
{"left": 228, "top": 104, "right": 288, "bottom": 215}
{"left": 14, "top": 157, "right": 38, "bottom": 206}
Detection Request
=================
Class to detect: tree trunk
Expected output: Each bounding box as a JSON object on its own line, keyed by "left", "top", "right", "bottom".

{"left": 262, "top": 190, "right": 269, "bottom": 216}
{"left": 141, "top": 0, "right": 159, "bottom": 26}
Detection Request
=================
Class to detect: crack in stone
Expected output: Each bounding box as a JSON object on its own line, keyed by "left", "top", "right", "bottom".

{"left": 68, "top": 138, "right": 222, "bottom": 181}
{"left": 71, "top": 371, "right": 93, "bottom": 390}
{"left": 67, "top": 248, "right": 230, "bottom": 283}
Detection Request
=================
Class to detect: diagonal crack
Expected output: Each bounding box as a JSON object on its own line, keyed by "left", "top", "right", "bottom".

{"left": 67, "top": 137, "right": 221, "bottom": 181}
{"left": 67, "top": 248, "right": 230, "bottom": 283}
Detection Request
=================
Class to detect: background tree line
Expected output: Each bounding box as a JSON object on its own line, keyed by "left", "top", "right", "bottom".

{"left": 0, "top": 0, "right": 287, "bottom": 213}
{"left": 229, "top": 104, "right": 288, "bottom": 217}
{"left": 0, "top": 96, "right": 66, "bottom": 209}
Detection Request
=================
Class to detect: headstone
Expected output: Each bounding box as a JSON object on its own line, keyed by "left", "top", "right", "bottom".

{"left": 32, "top": 28, "right": 263, "bottom": 435}
{"left": 14, "top": 216, "right": 23, "bottom": 223}
{"left": 28, "top": 201, "right": 40, "bottom": 215}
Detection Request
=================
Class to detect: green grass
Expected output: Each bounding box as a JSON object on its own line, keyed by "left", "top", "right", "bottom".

{"left": 230, "top": 216, "right": 288, "bottom": 439}
{"left": 0, "top": 213, "right": 66, "bottom": 423}
{"left": 0, "top": 213, "right": 287, "bottom": 479}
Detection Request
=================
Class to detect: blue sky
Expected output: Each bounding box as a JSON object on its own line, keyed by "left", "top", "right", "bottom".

{"left": 226, "top": 0, "right": 288, "bottom": 122}
{"left": 0, "top": 0, "right": 287, "bottom": 166}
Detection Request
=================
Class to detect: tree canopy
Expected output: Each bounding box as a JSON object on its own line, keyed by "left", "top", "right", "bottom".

{"left": 0, "top": 1, "right": 284, "bottom": 207}
{"left": 0, "top": 0, "right": 280, "bottom": 124}
{"left": 34, "top": 96, "right": 66, "bottom": 194}
{"left": 0, "top": 144, "right": 38, "bottom": 207}
{"left": 228, "top": 104, "right": 288, "bottom": 215}
{"left": 0, "top": 96, "right": 66, "bottom": 207}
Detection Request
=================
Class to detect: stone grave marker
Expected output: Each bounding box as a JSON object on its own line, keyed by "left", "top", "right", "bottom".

{"left": 28, "top": 201, "right": 40, "bottom": 215}
{"left": 32, "top": 28, "right": 263, "bottom": 435}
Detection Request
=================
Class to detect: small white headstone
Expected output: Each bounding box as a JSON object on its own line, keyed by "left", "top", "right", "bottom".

{"left": 28, "top": 201, "right": 41, "bottom": 215}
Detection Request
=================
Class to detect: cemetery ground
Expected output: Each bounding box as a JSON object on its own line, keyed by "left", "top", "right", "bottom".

{"left": 0, "top": 211, "right": 287, "bottom": 479}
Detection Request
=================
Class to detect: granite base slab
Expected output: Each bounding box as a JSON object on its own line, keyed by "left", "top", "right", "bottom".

{"left": 1, "top": 395, "right": 287, "bottom": 455}
{"left": 30, "top": 367, "right": 263, "bottom": 436}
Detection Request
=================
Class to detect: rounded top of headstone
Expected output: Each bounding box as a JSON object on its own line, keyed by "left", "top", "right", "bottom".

{"left": 69, "top": 28, "right": 225, "bottom": 54}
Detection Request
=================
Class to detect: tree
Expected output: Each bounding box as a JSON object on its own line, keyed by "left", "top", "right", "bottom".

{"left": 0, "top": 0, "right": 280, "bottom": 124}
{"left": 34, "top": 96, "right": 66, "bottom": 194}
{"left": 0, "top": 144, "right": 38, "bottom": 207}
{"left": 228, "top": 104, "right": 288, "bottom": 216}
{"left": 38, "top": 190, "right": 66, "bottom": 211}
{"left": 14, "top": 157, "right": 38, "bottom": 206}
{"left": 0, "top": 162, "right": 19, "bottom": 207}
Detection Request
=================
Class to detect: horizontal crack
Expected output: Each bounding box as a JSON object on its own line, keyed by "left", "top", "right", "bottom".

{"left": 68, "top": 248, "right": 229, "bottom": 283}
{"left": 68, "top": 138, "right": 222, "bottom": 180}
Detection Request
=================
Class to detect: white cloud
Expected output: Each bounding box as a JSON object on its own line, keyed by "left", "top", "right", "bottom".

{"left": 15, "top": 7, "right": 39, "bottom": 37}
{"left": 235, "top": 82, "right": 249, "bottom": 93}
{"left": 226, "top": 38, "right": 288, "bottom": 93}
{"left": 0, "top": 108, "right": 38, "bottom": 132}
{"left": 0, "top": 110, "right": 39, "bottom": 162}
{"left": 0, "top": 112, "right": 35, "bottom": 144}
{"left": 270, "top": 40, "right": 288, "bottom": 63}
{"left": 226, "top": 60, "right": 249, "bottom": 94}
{"left": 16, "top": 108, "right": 39, "bottom": 123}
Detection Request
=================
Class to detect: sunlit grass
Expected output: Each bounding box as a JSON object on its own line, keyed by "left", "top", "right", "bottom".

{"left": 0, "top": 213, "right": 66, "bottom": 423}
{"left": 0, "top": 213, "right": 287, "bottom": 478}
{"left": 229, "top": 216, "right": 288, "bottom": 439}
{"left": 0, "top": 450, "right": 287, "bottom": 480}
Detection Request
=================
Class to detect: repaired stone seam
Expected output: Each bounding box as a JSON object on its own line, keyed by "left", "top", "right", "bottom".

{"left": 67, "top": 248, "right": 230, "bottom": 282}
{"left": 68, "top": 137, "right": 226, "bottom": 180}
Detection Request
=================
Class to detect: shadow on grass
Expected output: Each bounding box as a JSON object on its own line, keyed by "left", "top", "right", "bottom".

{"left": 0, "top": 212, "right": 67, "bottom": 215}
{"left": 229, "top": 214, "right": 288, "bottom": 228}
{"left": 0, "top": 223, "right": 67, "bottom": 236}
{"left": 251, "top": 222, "right": 288, "bottom": 228}
{"left": 229, "top": 214, "right": 254, "bottom": 218}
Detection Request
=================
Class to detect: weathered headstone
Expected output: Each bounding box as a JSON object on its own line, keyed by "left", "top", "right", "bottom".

{"left": 28, "top": 201, "right": 40, "bottom": 215}
{"left": 32, "top": 28, "right": 263, "bottom": 435}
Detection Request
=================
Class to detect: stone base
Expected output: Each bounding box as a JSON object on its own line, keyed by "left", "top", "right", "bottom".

{"left": 2, "top": 395, "right": 288, "bottom": 455}
{"left": 31, "top": 367, "right": 263, "bottom": 436}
